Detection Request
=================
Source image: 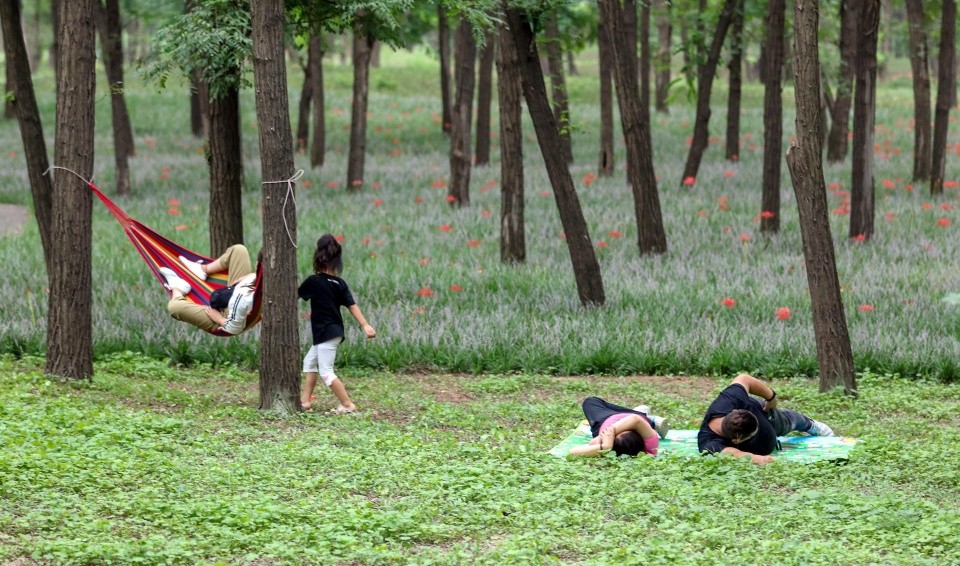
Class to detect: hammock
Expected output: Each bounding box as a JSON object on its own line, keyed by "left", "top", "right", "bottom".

{"left": 89, "top": 180, "right": 263, "bottom": 337}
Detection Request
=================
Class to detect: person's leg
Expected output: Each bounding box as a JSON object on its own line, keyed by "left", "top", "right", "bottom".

{"left": 327, "top": 378, "right": 356, "bottom": 412}
{"left": 167, "top": 296, "right": 220, "bottom": 332}
{"left": 301, "top": 345, "right": 320, "bottom": 409}
{"left": 582, "top": 397, "right": 631, "bottom": 437}
{"left": 316, "top": 337, "right": 354, "bottom": 412}
{"left": 214, "top": 244, "right": 252, "bottom": 285}
{"left": 768, "top": 408, "right": 816, "bottom": 436}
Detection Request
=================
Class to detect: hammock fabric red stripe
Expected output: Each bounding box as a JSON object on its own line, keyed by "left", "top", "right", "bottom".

{"left": 89, "top": 181, "right": 263, "bottom": 337}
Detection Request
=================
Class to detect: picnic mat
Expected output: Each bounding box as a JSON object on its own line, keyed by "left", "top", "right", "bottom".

{"left": 943, "top": 293, "right": 960, "bottom": 305}
{"left": 548, "top": 421, "right": 859, "bottom": 463}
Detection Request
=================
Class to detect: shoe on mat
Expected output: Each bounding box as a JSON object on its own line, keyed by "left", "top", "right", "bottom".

{"left": 179, "top": 255, "right": 207, "bottom": 281}
{"left": 650, "top": 415, "right": 671, "bottom": 439}
{"left": 806, "top": 420, "right": 835, "bottom": 437}
{"left": 159, "top": 267, "right": 192, "bottom": 295}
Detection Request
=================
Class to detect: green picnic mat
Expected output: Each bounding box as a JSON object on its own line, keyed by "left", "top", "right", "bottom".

{"left": 548, "top": 421, "right": 859, "bottom": 463}
{"left": 942, "top": 293, "right": 960, "bottom": 305}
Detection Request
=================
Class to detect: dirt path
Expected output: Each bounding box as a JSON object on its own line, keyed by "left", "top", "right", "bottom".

{"left": 0, "top": 204, "right": 29, "bottom": 236}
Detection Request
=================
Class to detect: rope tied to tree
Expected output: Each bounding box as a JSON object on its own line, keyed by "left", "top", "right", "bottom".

{"left": 42, "top": 165, "right": 93, "bottom": 186}
{"left": 261, "top": 169, "right": 302, "bottom": 249}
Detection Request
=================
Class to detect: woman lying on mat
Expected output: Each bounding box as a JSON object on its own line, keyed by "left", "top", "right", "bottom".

{"left": 568, "top": 397, "right": 671, "bottom": 457}
{"left": 158, "top": 244, "right": 258, "bottom": 335}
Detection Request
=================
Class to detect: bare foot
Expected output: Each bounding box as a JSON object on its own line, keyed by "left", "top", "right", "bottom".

{"left": 328, "top": 405, "right": 357, "bottom": 414}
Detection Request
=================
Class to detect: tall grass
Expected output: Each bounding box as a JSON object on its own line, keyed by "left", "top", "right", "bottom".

{"left": 1, "top": 47, "right": 959, "bottom": 379}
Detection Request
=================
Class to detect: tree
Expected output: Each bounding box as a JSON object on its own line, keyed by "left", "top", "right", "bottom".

{"left": 544, "top": 13, "right": 572, "bottom": 163}
{"left": 447, "top": 18, "right": 476, "bottom": 207}
{"left": 250, "top": 0, "right": 301, "bottom": 414}
{"left": 760, "top": 0, "right": 784, "bottom": 234}
{"left": 505, "top": 7, "right": 604, "bottom": 306}
{"left": 638, "top": 0, "right": 650, "bottom": 112}
{"left": 294, "top": 45, "right": 312, "bottom": 153}
{"left": 930, "top": 0, "right": 956, "bottom": 196}
{"left": 724, "top": 0, "right": 743, "bottom": 162}
{"left": 849, "top": 0, "right": 879, "bottom": 241}
{"left": 438, "top": 3, "right": 452, "bottom": 134}
{"left": 597, "top": 6, "right": 615, "bottom": 176}
{"left": 94, "top": 0, "right": 135, "bottom": 196}
{"left": 599, "top": 0, "right": 667, "bottom": 255}
{"left": 47, "top": 0, "right": 96, "bottom": 380}
{"left": 309, "top": 34, "right": 326, "bottom": 168}
{"left": 679, "top": 0, "right": 737, "bottom": 185}
{"left": 825, "top": 0, "right": 857, "bottom": 163}
{"left": 474, "top": 30, "right": 494, "bottom": 166}
{"left": 654, "top": 0, "right": 671, "bottom": 113}
{"left": 497, "top": 24, "right": 525, "bottom": 263}
{"left": 905, "top": 0, "right": 931, "bottom": 182}
{"left": 346, "top": 21, "right": 375, "bottom": 190}
{"left": 785, "top": 0, "right": 855, "bottom": 395}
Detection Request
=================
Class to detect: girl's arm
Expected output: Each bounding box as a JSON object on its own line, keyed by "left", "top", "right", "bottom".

{"left": 568, "top": 437, "right": 609, "bottom": 457}
{"left": 347, "top": 304, "right": 376, "bottom": 338}
{"left": 600, "top": 415, "right": 657, "bottom": 439}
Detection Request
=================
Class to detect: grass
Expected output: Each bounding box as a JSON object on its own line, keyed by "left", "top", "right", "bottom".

{"left": 1, "top": 353, "right": 959, "bottom": 564}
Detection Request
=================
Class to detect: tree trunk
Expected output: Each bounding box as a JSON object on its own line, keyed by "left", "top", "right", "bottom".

{"left": 504, "top": 8, "right": 604, "bottom": 307}
{"left": 597, "top": 8, "right": 615, "bottom": 177}
{"left": 448, "top": 19, "right": 475, "bottom": 207}
{"left": 725, "top": 0, "right": 744, "bottom": 161}
{"left": 566, "top": 50, "right": 578, "bottom": 76}
{"left": 370, "top": 40, "right": 380, "bottom": 67}
{"left": 49, "top": 0, "right": 57, "bottom": 75}
{"left": 826, "top": 0, "right": 857, "bottom": 162}
{"left": 3, "top": 50, "right": 13, "bottom": 118}
{"left": 931, "top": 0, "right": 956, "bottom": 195}
{"left": 295, "top": 53, "right": 311, "bottom": 153}
{"left": 0, "top": 0, "right": 53, "bottom": 273}
{"left": 849, "top": 0, "right": 879, "bottom": 240}
{"left": 27, "top": 0, "right": 40, "bottom": 71}
{"left": 679, "top": 0, "right": 738, "bottom": 185}
{"left": 544, "top": 14, "right": 572, "bottom": 164}
{"left": 47, "top": 0, "right": 95, "bottom": 380}
{"left": 761, "top": 0, "right": 785, "bottom": 234}
{"left": 639, "top": 0, "right": 651, "bottom": 112}
{"left": 497, "top": 24, "right": 525, "bottom": 264}
{"left": 94, "top": 0, "right": 133, "bottom": 195}
{"left": 250, "top": 0, "right": 301, "bottom": 415}
{"left": 438, "top": 3, "right": 452, "bottom": 134}
{"left": 309, "top": 33, "right": 325, "bottom": 168}
{"left": 346, "top": 25, "right": 373, "bottom": 190}
{"left": 190, "top": 79, "right": 205, "bottom": 138}
{"left": 654, "top": 0, "right": 671, "bottom": 113}
{"left": 474, "top": 31, "right": 494, "bottom": 167}
{"left": 599, "top": 0, "right": 667, "bottom": 256}
{"left": 208, "top": 83, "right": 244, "bottom": 255}
{"left": 786, "top": 0, "right": 855, "bottom": 395}
{"left": 679, "top": 7, "right": 693, "bottom": 84}
{"left": 905, "top": 0, "right": 931, "bottom": 181}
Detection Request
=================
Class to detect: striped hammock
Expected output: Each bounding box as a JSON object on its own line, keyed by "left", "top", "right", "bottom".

{"left": 89, "top": 181, "right": 263, "bottom": 337}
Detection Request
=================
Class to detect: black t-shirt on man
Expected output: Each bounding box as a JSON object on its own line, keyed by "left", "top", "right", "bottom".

{"left": 298, "top": 274, "right": 356, "bottom": 345}
{"left": 697, "top": 384, "right": 779, "bottom": 456}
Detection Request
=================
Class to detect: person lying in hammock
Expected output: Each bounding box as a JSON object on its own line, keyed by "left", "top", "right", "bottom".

{"left": 568, "top": 397, "right": 670, "bottom": 457}
{"left": 158, "top": 244, "right": 258, "bottom": 335}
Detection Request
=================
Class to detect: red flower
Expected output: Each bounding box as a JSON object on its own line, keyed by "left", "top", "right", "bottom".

{"left": 446, "top": 194, "right": 457, "bottom": 203}
{"left": 937, "top": 217, "right": 950, "bottom": 228}
{"left": 418, "top": 258, "right": 430, "bottom": 266}
{"left": 167, "top": 207, "right": 180, "bottom": 215}
{"left": 431, "top": 179, "right": 447, "bottom": 188}
{"left": 167, "top": 198, "right": 181, "bottom": 207}
{"left": 608, "top": 230, "right": 623, "bottom": 238}
{"left": 922, "top": 203, "right": 933, "bottom": 210}
{"left": 415, "top": 196, "right": 424, "bottom": 204}
{"left": 418, "top": 287, "right": 434, "bottom": 297}
{"left": 334, "top": 234, "right": 345, "bottom": 243}
{"left": 882, "top": 179, "right": 895, "bottom": 189}
{"left": 582, "top": 172, "right": 597, "bottom": 186}
{"left": 540, "top": 190, "right": 551, "bottom": 197}
{"left": 828, "top": 182, "right": 842, "bottom": 190}
{"left": 467, "top": 239, "right": 480, "bottom": 247}
{"left": 351, "top": 179, "right": 363, "bottom": 187}
{"left": 481, "top": 210, "right": 492, "bottom": 218}
{"left": 449, "top": 285, "right": 463, "bottom": 292}
{"left": 597, "top": 241, "right": 608, "bottom": 248}
{"left": 362, "top": 236, "right": 371, "bottom": 245}
{"left": 740, "top": 234, "right": 750, "bottom": 243}
{"left": 776, "top": 307, "right": 791, "bottom": 320}
{"left": 372, "top": 198, "right": 383, "bottom": 206}
{"left": 852, "top": 233, "right": 866, "bottom": 243}
{"left": 884, "top": 212, "right": 896, "bottom": 222}
{"left": 174, "top": 224, "right": 188, "bottom": 231}
{"left": 858, "top": 304, "right": 875, "bottom": 312}
{"left": 326, "top": 181, "right": 338, "bottom": 188}
{"left": 683, "top": 176, "right": 696, "bottom": 186}
{"left": 760, "top": 210, "right": 776, "bottom": 219}
{"left": 721, "top": 298, "right": 736, "bottom": 308}
{"left": 724, "top": 170, "right": 735, "bottom": 178}
{"left": 941, "top": 203, "right": 952, "bottom": 210}
{"left": 371, "top": 182, "right": 382, "bottom": 190}
{"left": 439, "top": 224, "right": 453, "bottom": 232}
{"left": 301, "top": 180, "right": 312, "bottom": 188}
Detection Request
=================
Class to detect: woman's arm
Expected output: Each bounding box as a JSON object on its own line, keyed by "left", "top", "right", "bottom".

{"left": 347, "top": 304, "right": 376, "bottom": 338}
{"left": 568, "top": 437, "right": 608, "bottom": 457}
{"left": 602, "top": 415, "right": 657, "bottom": 439}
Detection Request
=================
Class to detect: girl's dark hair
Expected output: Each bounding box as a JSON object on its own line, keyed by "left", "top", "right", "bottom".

{"left": 313, "top": 234, "right": 343, "bottom": 274}
{"left": 612, "top": 431, "right": 645, "bottom": 457}
{"left": 721, "top": 409, "right": 758, "bottom": 443}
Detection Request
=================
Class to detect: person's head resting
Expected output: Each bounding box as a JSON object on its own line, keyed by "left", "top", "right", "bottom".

{"left": 612, "top": 431, "right": 645, "bottom": 457}
{"left": 313, "top": 234, "right": 343, "bottom": 274}
{"left": 721, "top": 409, "right": 759, "bottom": 444}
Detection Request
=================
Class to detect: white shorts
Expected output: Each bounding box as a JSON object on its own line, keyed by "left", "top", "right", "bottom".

{"left": 302, "top": 337, "right": 343, "bottom": 385}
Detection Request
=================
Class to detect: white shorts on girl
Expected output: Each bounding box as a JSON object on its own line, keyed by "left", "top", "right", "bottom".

{"left": 302, "top": 337, "right": 343, "bottom": 385}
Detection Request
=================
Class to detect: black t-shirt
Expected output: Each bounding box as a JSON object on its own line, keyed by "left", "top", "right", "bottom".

{"left": 298, "top": 274, "right": 356, "bottom": 344}
{"left": 697, "top": 384, "right": 779, "bottom": 456}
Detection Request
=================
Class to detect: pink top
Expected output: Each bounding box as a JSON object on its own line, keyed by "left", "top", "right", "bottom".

{"left": 599, "top": 413, "right": 632, "bottom": 434}
{"left": 598, "top": 413, "right": 659, "bottom": 456}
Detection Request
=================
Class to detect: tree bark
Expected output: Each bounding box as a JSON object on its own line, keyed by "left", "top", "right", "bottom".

{"left": 786, "top": 0, "right": 855, "bottom": 395}
{"left": 309, "top": 33, "right": 325, "bottom": 168}
{"left": 295, "top": 52, "right": 311, "bottom": 153}
{"left": 599, "top": 0, "right": 667, "bottom": 256}
{"left": 438, "top": 3, "right": 452, "bottom": 134}
{"left": 639, "top": 0, "right": 651, "bottom": 112}
{"left": 497, "top": 24, "right": 525, "bottom": 264}
{"left": 208, "top": 83, "right": 244, "bottom": 255}
{"left": 849, "top": 0, "right": 879, "bottom": 240}
{"left": 826, "top": 0, "right": 858, "bottom": 163}
{"left": 930, "top": 0, "right": 956, "bottom": 195}
{"left": 27, "top": 0, "right": 40, "bottom": 71}
{"left": 761, "top": 0, "right": 785, "bottom": 234}
{"left": 49, "top": 0, "right": 57, "bottom": 75}
{"left": 505, "top": 8, "right": 604, "bottom": 306}
{"left": 679, "top": 14, "right": 693, "bottom": 84}
{"left": 544, "top": 14, "right": 572, "bottom": 164}
{"left": 725, "top": 0, "right": 744, "bottom": 162}
{"left": 679, "top": 0, "right": 738, "bottom": 185}
{"left": 654, "top": 0, "right": 671, "bottom": 113}
{"left": 905, "top": 0, "right": 931, "bottom": 181}
{"left": 448, "top": 19, "right": 475, "bottom": 207}
{"left": 597, "top": 8, "right": 615, "bottom": 176}
{"left": 4, "top": 49, "right": 13, "bottom": 118}
{"left": 0, "top": 0, "right": 53, "bottom": 273}
{"left": 94, "top": 0, "right": 133, "bottom": 195}
{"left": 474, "top": 31, "right": 494, "bottom": 167}
{"left": 346, "top": 25, "right": 373, "bottom": 190}
{"left": 250, "top": 0, "right": 301, "bottom": 415}
{"left": 47, "top": 0, "right": 95, "bottom": 380}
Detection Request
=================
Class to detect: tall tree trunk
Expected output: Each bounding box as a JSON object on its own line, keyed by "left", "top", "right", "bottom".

{"left": 49, "top": 0, "right": 57, "bottom": 75}
{"left": 346, "top": 25, "right": 373, "bottom": 190}
{"left": 370, "top": 40, "right": 380, "bottom": 67}
{"left": 47, "top": 0, "right": 95, "bottom": 380}
{"left": 566, "top": 50, "right": 578, "bottom": 75}
{"left": 679, "top": 0, "right": 738, "bottom": 185}
{"left": 597, "top": 9, "right": 615, "bottom": 176}
{"left": 679, "top": 7, "right": 693, "bottom": 83}
{"left": 544, "top": 14, "right": 572, "bottom": 164}
{"left": 504, "top": 8, "right": 604, "bottom": 306}
{"left": 761, "top": 0, "right": 785, "bottom": 234}
{"left": 905, "top": 0, "right": 931, "bottom": 181}
{"left": 1, "top": 0, "right": 53, "bottom": 273}
{"left": 309, "top": 34, "right": 325, "bottom": 168}
{"left": 654, "top": 0, "right": 671, "bottom": 113}
{"left": 190, "top": 80, "right": 205, "bottom": 138}
{"left": 295, "top": 54, "right": 311, "bottom": 153}
{"left": 600, "top": 0, "right": 667, "bottom": 255}
{"left": 448, "top": 19, "right": 475, "bottom": 207}
{"left": 786, "top": 0, "right": 855, "bottom": 395}
{"left": 208, "top": 83, "right": 244, "bottom": 255}
{"left": 438, "top": 3, "right": 452, "bottom": 134}
{"left": 849, "top": 0, "right": 879, "bottom": 240}
{"left": 474, "top": 32, "right": 494, "bottom": 167}
{"left": 27, "top": 0, "right": 40, "bottom": 71}
{"left": 639, "top": 0, "right": 651, "bottom": 112}
{"left": 497, "top": 25, "right": 525, "bottom": 264}
{"left": 3, "top": 51, "right": 13, "bottom": 118}
{"left": 826, "top": 0, "right": 857, "bottom": 162}
{"left": 725, "top": 0, "right": 744, "bottom": 161}
{"left": 250, "top": 0, "right": 301, "bottom": 415}
{"left": 94, "top": 0, "right": 133, "bottom": 195}
{"left": 931, "top": 0, "right": 956, "bottom": 196}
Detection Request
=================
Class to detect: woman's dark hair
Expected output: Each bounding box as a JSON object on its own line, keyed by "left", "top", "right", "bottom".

{"left": 612, "top": 431, "right": 645, "bottom": 457}
{"left": 721, "top": 409, "right": 759, "bottom": 443}
{"left": 313, "top": 234, "right": 343, "bottom": 274}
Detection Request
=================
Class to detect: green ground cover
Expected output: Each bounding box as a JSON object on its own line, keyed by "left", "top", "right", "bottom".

{"left": 1, "top": 354, "right": 958, "bottom": 564}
